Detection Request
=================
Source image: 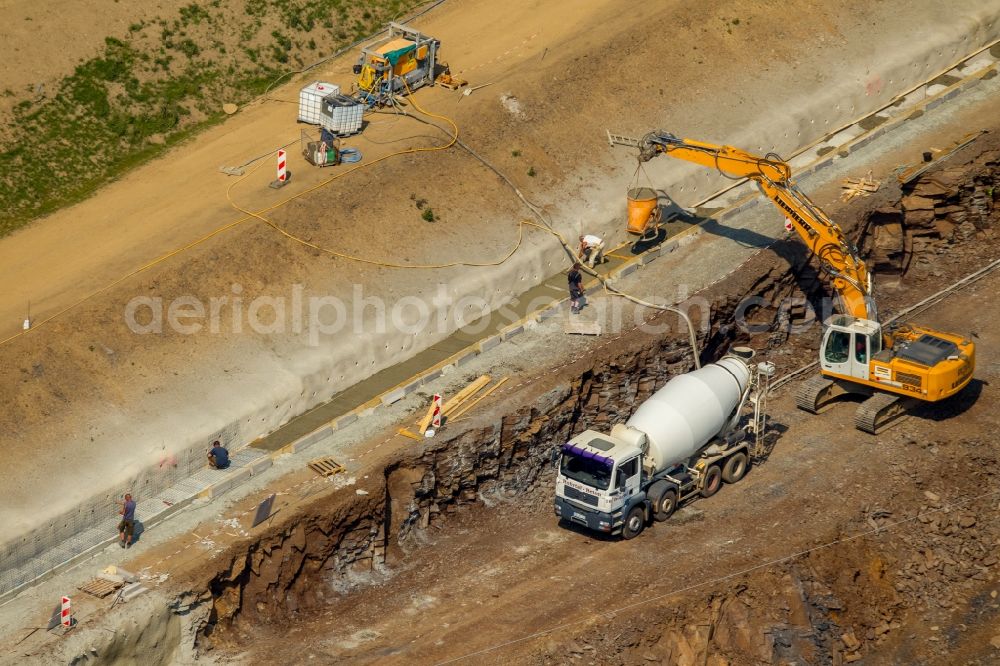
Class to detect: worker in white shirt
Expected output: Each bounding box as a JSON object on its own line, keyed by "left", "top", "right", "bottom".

{"left": 578, "top": 234, "right": 606, "bottom": 268}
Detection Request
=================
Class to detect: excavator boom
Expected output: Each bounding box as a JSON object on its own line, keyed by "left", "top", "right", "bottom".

{"left": 636, "top": 131, "right": 875, "bottom": 320}
{"left": 610, "top": 129, "right": 975, "bottom": 432}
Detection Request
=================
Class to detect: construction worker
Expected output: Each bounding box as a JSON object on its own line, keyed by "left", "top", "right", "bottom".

{"left": 568, "top": 263, "right": 584, "bottom": 314}
{"left": 579, "top": 234, "right": 606, "bottom": 268}
{"left": 208, "top": 440, "right": 230, "bottom": 469}
{"left": 118, "top": 493, "right": 136, "bottom": 549}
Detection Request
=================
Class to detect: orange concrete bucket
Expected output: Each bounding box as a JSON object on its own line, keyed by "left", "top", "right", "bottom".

{"left": 626, "top": 187, "right": 657, "bottom": 234}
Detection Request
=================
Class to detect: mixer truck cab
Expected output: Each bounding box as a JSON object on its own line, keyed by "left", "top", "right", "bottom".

{"left": 554, "top": 350, "right": 773, "bottom": 539}
{"left": 555, "top": 431, "right": 650, "bottom": 536}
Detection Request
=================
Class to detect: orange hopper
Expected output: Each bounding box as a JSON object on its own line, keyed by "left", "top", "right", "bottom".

{"left": 626, "top": 187, "right": 657, "bottom": 234}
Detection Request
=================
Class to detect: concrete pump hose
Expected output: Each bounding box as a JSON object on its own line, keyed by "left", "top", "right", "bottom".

{"left": 389, "top": 91, "right": 705, "bottom": 368}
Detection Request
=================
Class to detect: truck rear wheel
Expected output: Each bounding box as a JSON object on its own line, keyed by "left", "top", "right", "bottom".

{"left": 722, "top": 452, "right": 749, "bottom": 484}
{"left": 622, "top": 505, "right": 645, "bottom": 539}
{"left": 700, "top": 464, "right": 722, "bottom": 498}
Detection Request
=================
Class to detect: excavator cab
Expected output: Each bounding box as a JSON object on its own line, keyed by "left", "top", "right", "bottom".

{"left": 811, "top": 313, "right": 974, "bottom": 431}
{"left": 819, "top": 315, "right": 882, "bottom": 382}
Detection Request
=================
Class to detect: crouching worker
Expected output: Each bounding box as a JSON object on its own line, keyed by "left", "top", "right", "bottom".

{"left": 578, "top": 234, "right": 606, "bottom": 268}
{"left": 208, "top": 440, "right": 230, "bottom": 469}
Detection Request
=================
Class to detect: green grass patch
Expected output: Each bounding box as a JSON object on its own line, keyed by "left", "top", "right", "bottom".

{"left": 0, "top": 0, "right": 420, "bottom": 235}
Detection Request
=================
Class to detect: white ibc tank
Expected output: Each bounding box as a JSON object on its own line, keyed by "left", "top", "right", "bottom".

{"left": 298, "top": 82, "right": 340, "bottom": 124}
{"left": 320, "top": 94, "right": 364, "bottom": 135}
{"left": 624, "top": 356, "right": 751, "bottom": 473}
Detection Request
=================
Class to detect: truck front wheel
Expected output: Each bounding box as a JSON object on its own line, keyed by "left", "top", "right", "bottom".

{"left": 700, "top": 464, "right": 723, "bottom": 498}
{"left": 622, "top": 505, "right": 646, "bottom": 539}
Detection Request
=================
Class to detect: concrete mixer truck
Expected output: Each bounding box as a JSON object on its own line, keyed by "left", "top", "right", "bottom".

{"left": 554, "top": 349, "right": 773, "bottom": 539}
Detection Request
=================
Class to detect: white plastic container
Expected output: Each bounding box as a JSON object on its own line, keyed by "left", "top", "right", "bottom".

{"left": 298, "top": 82, "right": 340, "bottom": 124}
{"left": 320, "top": 94, "right": 364, "bottom": 136}
{"left": 620, "top": 356, "right": 751, "bottom": 472}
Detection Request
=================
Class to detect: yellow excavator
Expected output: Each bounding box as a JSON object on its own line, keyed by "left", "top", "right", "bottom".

{"left": 610, "top": 130, "right": 975, "bottom": 433}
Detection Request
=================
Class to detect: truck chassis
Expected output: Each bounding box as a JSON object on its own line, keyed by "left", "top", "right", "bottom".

{"left": 556, "top": 438, "right": 751, "bottom": 539}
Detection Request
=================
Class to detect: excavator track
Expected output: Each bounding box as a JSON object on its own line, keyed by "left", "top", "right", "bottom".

{"left": 854, "top": 391, "right": 910, "bottom": 434}
{"left": 795, "top": 375, "right": 843, "bottom": 413}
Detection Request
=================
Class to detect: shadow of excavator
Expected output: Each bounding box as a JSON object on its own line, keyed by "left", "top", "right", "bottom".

{"left": 628, "top": 192, "right": 801, "bottom": 269}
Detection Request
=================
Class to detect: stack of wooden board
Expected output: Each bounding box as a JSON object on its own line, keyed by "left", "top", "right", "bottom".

{"left": 841, "top": 171, "right": 880, "bottom": 201}
{"left": 398, "top": 375, "right": 509, "bottom": 439}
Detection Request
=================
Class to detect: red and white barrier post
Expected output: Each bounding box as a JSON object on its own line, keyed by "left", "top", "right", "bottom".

{"left": 276, "top": 149, "right": 287, "bottom": 182}
{"left": 269, "top": 148, "right": 292, "bottom": 189}
{"left": 431, "top": 393, "right": 443, "bottom": 429}
{"left": 61, "top": 595, "right": 72, "bottom": 628}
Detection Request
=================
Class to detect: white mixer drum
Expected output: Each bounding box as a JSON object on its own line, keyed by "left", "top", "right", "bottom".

{"left": 625, "top": 356, "right": 750, "bottom": 471}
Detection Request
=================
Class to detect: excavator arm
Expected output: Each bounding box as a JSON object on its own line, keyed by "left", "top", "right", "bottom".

{"left": 635, "top": 131, "right": 876, "bottom": 321}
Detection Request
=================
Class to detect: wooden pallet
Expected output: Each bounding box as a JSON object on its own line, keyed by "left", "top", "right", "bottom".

{"left": 308, "top": 457, "right": 345, "bottom": 477}
{"left": 79, "top": 578, "right": 122, "bottom": 599}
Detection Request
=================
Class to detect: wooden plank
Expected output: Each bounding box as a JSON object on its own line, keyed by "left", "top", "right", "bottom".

{"left": 441, "top": 375, "right": 491, "bottom": 417}
{"left": 397, "top": 428, "right": 423, "bottom": 441}
{"left": 450, "top": 377, "right": 509, "bottom": 420}
{"left": 417, "top": 399, "right": 438, "bottom": 434}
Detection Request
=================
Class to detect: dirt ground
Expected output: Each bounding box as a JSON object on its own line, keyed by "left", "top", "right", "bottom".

{"left": 6, "top": 89, "right": 1000, "bottom": 666}
{"left": 0, "top": 0, "right": 193, "bottom": 109}
{"left": 4, "top": 0, "right": 976, "bottom": 540}
{"left": 207, "top": 150, "right": 1000, "bottom": 664}
{"left": 3, "top": 1, "right": 1000, "bottom": 662}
